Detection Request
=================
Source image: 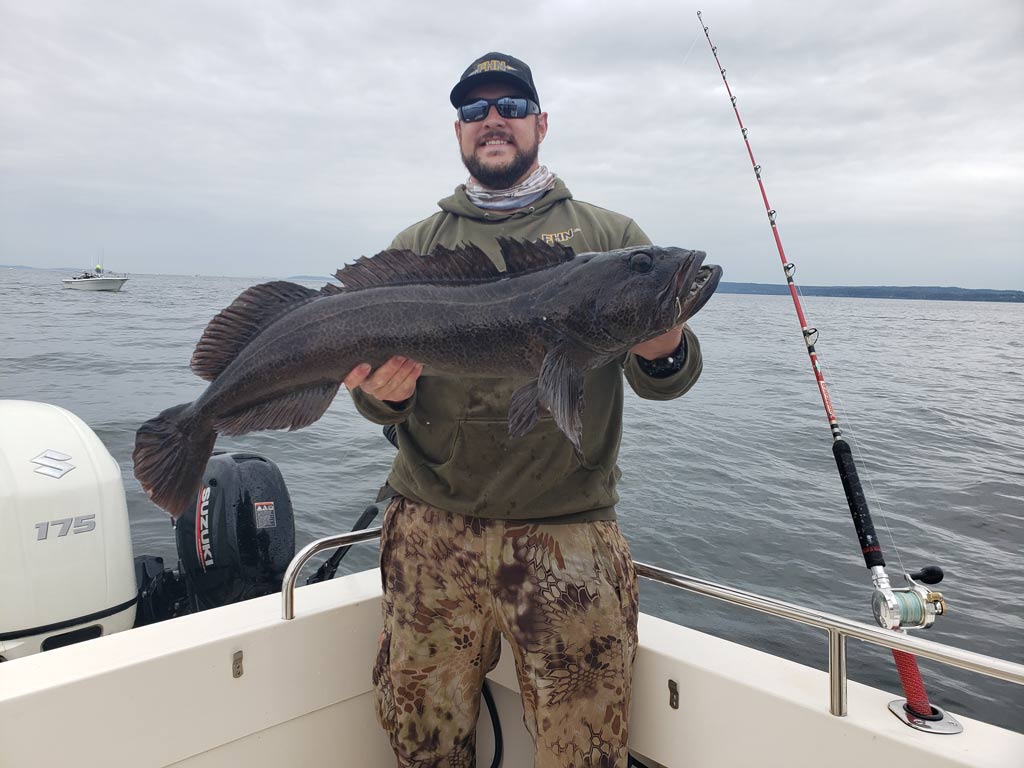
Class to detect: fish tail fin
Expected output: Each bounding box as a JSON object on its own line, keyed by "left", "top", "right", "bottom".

{"left": 132, "top": 402, "right": 216, "bottom": 520}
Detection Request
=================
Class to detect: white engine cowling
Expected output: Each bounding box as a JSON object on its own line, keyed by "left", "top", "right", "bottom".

{"left": 0, "top": 400, "right": 136, "bottom": 660}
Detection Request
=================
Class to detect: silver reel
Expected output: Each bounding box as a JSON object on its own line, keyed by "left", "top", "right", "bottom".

{"left": 871, "top": 566, "right": 946, "bottom": 631}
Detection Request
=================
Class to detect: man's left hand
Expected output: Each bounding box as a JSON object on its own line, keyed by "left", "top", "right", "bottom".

{"left": 631, "top": 325, "right": 683, "bottom": 361}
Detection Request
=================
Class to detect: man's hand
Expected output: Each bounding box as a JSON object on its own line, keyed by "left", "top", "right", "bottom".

{"left": 344, "top": 356, "right": 423, "bottom": 403}
{"left": 631, "top": 325, "right": 684, "bottom": 361}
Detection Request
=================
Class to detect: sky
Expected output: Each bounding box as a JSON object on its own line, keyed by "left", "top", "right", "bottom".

{"left": 1, "top": 0, "right": 1022, "bottom": 288}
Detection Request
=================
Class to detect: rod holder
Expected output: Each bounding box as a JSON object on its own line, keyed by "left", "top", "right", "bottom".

{"left": 887, "top": 701, "right": 962, "bottom": 734}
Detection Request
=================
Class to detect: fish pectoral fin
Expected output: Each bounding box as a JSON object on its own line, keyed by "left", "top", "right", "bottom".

{"left": 214, "top": 382, "right": 341, "bottom": 436}
{"left": 508, "top": 381, "right": 542, "bottom": 438}
{"left": 538, "top": 346, "right": 585, "bottom": 454}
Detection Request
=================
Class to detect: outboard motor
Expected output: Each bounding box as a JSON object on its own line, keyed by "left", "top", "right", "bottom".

{"left": 0, "top": 401, "right": 137, "bottom": 661}
{"left": 174, "top": 452, "right": 295, "bottom": 613}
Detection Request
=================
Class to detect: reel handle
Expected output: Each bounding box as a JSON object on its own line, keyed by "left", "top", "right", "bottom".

{"left": 909, "top": 565, "right": 944, "bottom": 585}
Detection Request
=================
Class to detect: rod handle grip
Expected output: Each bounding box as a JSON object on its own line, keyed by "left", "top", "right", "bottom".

{"left": 832, "top": 439, "right": 885, "bottom": 569}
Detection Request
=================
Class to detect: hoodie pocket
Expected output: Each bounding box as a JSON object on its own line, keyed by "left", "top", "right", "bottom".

{"left": 416, "top": 416, "right": 602, "bottom": 505}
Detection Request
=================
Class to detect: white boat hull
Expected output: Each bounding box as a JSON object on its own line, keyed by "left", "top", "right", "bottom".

{"left": 61, "top": 277, "right": 128, "bottom": 291}
{"left": 1, "top": 569, "right": 1019, "bottom": 768}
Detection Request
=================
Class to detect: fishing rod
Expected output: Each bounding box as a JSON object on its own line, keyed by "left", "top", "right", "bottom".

{"left": 695, "top": 11, "right": 953, "bottom": 728}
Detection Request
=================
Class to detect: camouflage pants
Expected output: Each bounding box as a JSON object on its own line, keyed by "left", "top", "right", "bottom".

{"left": 373, "top": 496, "right": 639, "bottom": 768}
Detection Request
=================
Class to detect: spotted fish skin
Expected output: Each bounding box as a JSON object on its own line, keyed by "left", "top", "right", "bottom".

{"left": 132, "top": 238, "right": 722, "bottom": 518}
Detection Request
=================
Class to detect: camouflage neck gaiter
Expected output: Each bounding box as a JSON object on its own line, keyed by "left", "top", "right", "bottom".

{"left": 465, "top": 165, "right": 557, "bottom": 210}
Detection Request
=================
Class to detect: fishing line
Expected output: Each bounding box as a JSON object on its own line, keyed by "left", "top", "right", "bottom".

{"left": 788, "top": 264, "right": 910, "bottom": 582}
{"left": 787, "top": 278, "right": 909, "bottom": 574}
{"left": 677, "top": 29, "right": 700, "bottom": 69}
{"left": 802, "top": 303, "right": 910, "bottom": 576}
{"left": 694, "top": 10, "right": 951, "bottom": 723}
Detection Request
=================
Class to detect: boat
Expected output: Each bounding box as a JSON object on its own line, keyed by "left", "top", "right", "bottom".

{"left": 61, "top": 266, "right": 129, "bottom": 292}
{"left": 0, "top": 399, "right": 1021, "bottom": 767}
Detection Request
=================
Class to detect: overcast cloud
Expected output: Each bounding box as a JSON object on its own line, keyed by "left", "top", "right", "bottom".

{"left": 1, "top": 0, "right": 1022, "bottom": 288}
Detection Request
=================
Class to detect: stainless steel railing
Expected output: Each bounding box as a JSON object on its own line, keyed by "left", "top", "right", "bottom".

{"left": 280, "top": 527, "right": 385, "bottom": 621}
{"left": 280, "top": 528, "right": 1024, "bottom": 717}
{"left": 631, "top": 561, "right": 1024, "bottom": 716}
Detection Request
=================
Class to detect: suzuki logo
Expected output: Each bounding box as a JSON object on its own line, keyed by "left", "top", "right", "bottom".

{"left": 195, "top": 486, "right": 214, "bottom": 571}
{"left": 31, "top": 450, "right": 76, "bottom": 479}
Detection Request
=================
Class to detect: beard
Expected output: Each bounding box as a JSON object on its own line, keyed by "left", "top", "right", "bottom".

{"left": 461, "top": 129, "right": 539, "bottom": 189}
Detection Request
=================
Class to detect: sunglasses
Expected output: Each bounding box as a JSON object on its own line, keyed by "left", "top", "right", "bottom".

{"left": 457, "top": 96, "right": 540, "bottom": 123}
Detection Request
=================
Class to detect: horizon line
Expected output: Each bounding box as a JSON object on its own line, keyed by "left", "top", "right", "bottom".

{"left": 3, "top": 264, "right": 1022, "bottom": 295}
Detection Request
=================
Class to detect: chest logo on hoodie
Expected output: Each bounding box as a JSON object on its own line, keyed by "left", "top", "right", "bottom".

{"left": 539, "top": 227, "right": 582, "bottom": 245}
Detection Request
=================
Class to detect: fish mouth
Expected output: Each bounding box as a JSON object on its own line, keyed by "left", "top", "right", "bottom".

{"left": 664, "top": 252, "right": 722, "bottom": 325}
{"left": 677, "top": 264, "right": 723, "bottom": 324}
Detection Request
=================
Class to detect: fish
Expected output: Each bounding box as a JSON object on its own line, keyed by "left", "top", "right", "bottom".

{"left": 133, "top": 238, "right": 722, "bottom": 518}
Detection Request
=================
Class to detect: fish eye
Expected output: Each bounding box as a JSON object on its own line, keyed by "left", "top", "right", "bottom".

{"left": 629, "top": 251, "right": 653, "bottom": 273}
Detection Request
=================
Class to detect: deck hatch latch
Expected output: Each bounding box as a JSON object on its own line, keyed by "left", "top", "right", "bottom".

{"left": 232, "top": 650, "right": 244, "bottom": 679}
{"left": 668, "top": 679, "right": 679, "bottom": 709}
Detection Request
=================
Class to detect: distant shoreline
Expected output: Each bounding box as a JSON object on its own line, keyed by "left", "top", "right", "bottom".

{"left": 5, "top": 265, "right": 1022, "bottom": 303}
{"left": 717, "top": 282, "right": 1024, "bottom": 303}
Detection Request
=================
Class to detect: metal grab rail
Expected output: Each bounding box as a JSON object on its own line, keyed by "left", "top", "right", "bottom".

{"left": 632, "top": 561, "right": 1024, "bottom": 717}
{"left": 281, "top": 527, "right": 383, "bottom": 620}
{"left": 280, "top": 529, "right": 1024, "bottom": 717}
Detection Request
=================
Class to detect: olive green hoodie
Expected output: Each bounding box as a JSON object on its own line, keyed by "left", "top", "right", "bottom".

{"left": 351, "top": 180, "right": 702, "bottom": 522}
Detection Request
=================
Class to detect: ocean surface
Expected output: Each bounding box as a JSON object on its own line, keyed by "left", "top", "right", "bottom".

{"left": 2, "top": 267, "right": 1022, "bottom": 732}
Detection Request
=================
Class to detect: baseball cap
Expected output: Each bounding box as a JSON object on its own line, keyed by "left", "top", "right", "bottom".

{"left": 449, "top": 52, "right": 540, "bottom": 108}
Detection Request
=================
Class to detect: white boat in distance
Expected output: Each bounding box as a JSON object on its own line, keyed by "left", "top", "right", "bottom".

{"left": 61, "top": 267, "right": 129, "bottom": 291}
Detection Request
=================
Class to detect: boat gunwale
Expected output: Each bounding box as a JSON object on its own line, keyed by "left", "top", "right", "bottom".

{"left": 282, "top": 526, "right": 1024, "bottom": 718}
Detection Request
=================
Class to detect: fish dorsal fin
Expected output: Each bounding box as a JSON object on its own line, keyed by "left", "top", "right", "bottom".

{"left": 496, "top": 237, "right": 575, "bottom": 274}
{"left": 191, "top": 281, "right": 321, "bottom": 381}
{"left": 333, "top": 245, "right": 500, "bottom": 290}
{"left": 331, "top": 238, "right": 575, "bottom": 291}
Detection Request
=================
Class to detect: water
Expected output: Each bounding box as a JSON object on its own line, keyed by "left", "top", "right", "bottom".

{"left": 2, "top": 267, "right": 1022, "bottom": 732}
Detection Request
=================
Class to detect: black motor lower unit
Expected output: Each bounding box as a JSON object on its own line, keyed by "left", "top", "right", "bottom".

{"left": 174, "top": 452, "right": 296, "bottom": 613}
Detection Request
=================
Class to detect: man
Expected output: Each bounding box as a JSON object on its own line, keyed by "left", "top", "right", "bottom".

{"left": 344, "top": 53, "right": 703, "bottom": 768}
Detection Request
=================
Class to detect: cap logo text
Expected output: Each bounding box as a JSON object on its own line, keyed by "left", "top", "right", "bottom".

{"left": 474, "top": 60, "right": 516, "bottom": 74}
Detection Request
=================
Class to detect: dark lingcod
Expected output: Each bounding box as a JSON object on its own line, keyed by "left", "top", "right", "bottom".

{"left": 133, "top": 238, "right": 722, "bottom": 518}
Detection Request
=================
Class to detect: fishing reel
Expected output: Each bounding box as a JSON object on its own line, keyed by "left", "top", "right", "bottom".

{"left": 870, "top": 566, "right": 946, "bottom": 631}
